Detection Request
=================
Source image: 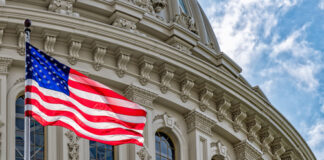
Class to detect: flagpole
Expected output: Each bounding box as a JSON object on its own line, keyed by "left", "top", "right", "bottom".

{"left": 24, "top": 19, "right": 31, "bottom": 160}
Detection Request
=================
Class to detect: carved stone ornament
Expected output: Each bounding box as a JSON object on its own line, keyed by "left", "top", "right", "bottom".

{"left": 92, "top": 42, "right": 107, "bottom": 71}
{"left": 159, "top": 63, "right": 175, "bottom": 94}
{"left": 115, "top": 48, "right": 131, "bottom": 78}
{"left": 17, "top": 28, "right": 25, "bottom": 56}
{"left": 137, "top": 145, "right": 152, "bottom": 160}
{"left": 211, "top": 141, "right": 228, "bottom": 160}
{"left": 166, "top": 36, "right": 192, "bottom": 54}
{"left": 198, "top": 83, "right": 214, "bottom": 112}
{"left": 0, "top": 24, "right": 6, "bottom": 46}
{"left": 48, "top": 0, "right": 79, "bottom": 17}
{"left": 14, "top": 77, "right": 25, "bottom": 86}
{"left": 280, "top": 149, "right": 297, "bottom": 160}
{"left": 65, "top": 130, "right": 80, "bottom": 160}
{"left": 173, "top": 13, "right": 197, "bottom": 34}
{"left": 42, "top": 30, "right": 58, "bottom": 55}
{"left": 230, "top": 103, "right": 247, "bottom": 132}
{"left": 152, "top": 0, "right": 167, "bottom": 13}
{"left": 113, "top": 17, "right": 138, "bottom": 33}
{"left": 215, "top": 93, "right": 231, "bottom": 122}
{"left": 180, "top": 73, "right": 195, "bottom": 103}
{"left": 0, "top": 57, "right": 13, "bottom": 74}
{"left": 139, "top": 56, "right": 155, "bottom": 86}
{"left": 271, "top": 137, "right": 286, "bottom": 160}
{"left": 184, "top": 110, "right": 215, "bottom": 136}
{"left": 234, "top": 141, "right": 262, "bottom": 160}
{"left": 68, "top": 36, "right": 83, "bottom": 65}
{"left": 124, "top": 84, "right": 158, "bottom": 109}
{"left": 259, "top": 126, "right": 274, "bottom": 153}
{"left": 245, "top": 115, "right": 262, "bottom": 142}
{"left": 153, "top": 112, "right": 176, "bottom": 129}
{"left": 129, "top": 0, "right": 155, "bottom": 14}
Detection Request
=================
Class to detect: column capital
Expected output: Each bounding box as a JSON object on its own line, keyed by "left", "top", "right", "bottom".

{"left": 0, "top": 57, "right": 13, "bottom": 74}
{"left": 184, "top": 110, "right": 215, "bottom": 136}
{"left": 234, "top": 140, "right": 262, "bottom": 160}
{"left": 124, "top": 85, "right": 158, "bottom": 109}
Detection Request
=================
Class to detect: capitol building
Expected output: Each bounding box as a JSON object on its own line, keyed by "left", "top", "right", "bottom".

{"left": 0, "top": 0, "right": 316, "bottom": 159}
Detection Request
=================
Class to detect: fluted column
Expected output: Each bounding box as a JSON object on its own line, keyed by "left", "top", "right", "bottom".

{"left": 124, "top": 85, "right": 158, "bottom": 160}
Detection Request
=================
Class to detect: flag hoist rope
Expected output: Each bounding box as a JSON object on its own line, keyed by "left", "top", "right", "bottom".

{"left": 24, "top": 19, "right": 31, "bottom": 160}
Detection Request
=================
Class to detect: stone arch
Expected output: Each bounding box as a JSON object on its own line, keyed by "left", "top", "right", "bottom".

{"left": 6, "top": 79, "right": 25, "bottom": 160}
{"left": 152, "top": 112, "right": 187, "bottom": 160}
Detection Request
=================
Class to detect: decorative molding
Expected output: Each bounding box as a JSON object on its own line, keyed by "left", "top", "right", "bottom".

{"left": 65, "top": 130, "right": 80, "bottom": 160}
{"left": 17, "top": 27, "right": 25, "bottom": 56}
{"left": 184, "top": 110, "right": 215, "bottom": 136}
{"left": 152, "top": 0, "right": 167, "bottom": 13}
{"left": 91, "top": 41, "right": 107, "bottom": 71}
{"left": 173, "top": 13, "right": 197, "bottom": 34}
{"left": 245, "top": 114, "right": 262, "bottom": 142}
{"left": 211, "top": 141, "right": 228, "bottom": 160}
{"left": 198, "top": 83, "right": 214, "bottom": 112}
{"left": 0, "top": 24, "right": 6, "bottom": 45}
{"left": 0, "top": 57, "right": 13, "bottom": 74}
{"left": 159, "top": 63, "right": 175, "bottom": 94}
{"left": 14, "top": 77, "right": 25, "bottom": 86}
{"left": 271, "top": 137, "right": 286, "bottom": 160}
{"left": 281, "top": 149, "right": 298, "bottom": 160}
{"left": 259, "top": 126, "right": 275, "bottom": 153}
{"left": 180, "top": 73, "right": 195, "bottom": 103}
{"left": 166, "top": 36, "right": 192, "bottom": 54}
{"left": 42, "top": 30, "right": 58, "bottom": 55}
{"left": 153, "top": 112, "right": 175, "bottom": 129}
{"left": 68, "top": 36, "right": 83, "bottom": 65}
{"left": 215, "top": 92, "right": 231, "bottom": 122}
{"left": 115, "top": 48, "right": 131, "bottom": 78}
{"left": 230, "top": 103, "right": 247, "bottom": 132}
{"left": 123, "top": 84, "right": 158, "bottom": 109}
{"left": 234, "top": 141, "right": 262, "bottom": 160}
{"left": 129, "top": 0, "right": 154, "bottom": 13}
{"left": 139, "top": 56, "right": 155, "bottom": 86}
{"left": 48, "top": 0, "right": 79, "bottom": 17}
{"left": 137, "top": 145, "right": 152, "bottom": 160}
{"left": 113, "top": 17, "right": 138, "bottom": 33}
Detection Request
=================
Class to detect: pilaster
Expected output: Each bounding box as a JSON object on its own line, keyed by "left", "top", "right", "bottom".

{"left": 0, "top": 0, "right": 5, "bottom": 6}
{"left": 123, "top": 85, "right": 157, "bottom": 160}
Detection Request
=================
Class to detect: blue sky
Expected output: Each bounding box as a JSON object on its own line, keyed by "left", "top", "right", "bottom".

{"left": 198, "top": 0, "right": 324, "bottom": 159}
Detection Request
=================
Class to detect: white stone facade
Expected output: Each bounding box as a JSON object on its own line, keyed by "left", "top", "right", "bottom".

{"left": 0, "top": 0, "right": 315, "bottom": 160}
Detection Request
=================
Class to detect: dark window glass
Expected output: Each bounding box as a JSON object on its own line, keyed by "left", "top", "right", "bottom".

{"left": 90, "top": 141, "right": 114, "bottom": 160}
{"left": 155, "top": 132, "right": 175, "bottom": 160}
{"left": 15, "top": 96, "right": 45, "bottom": 160}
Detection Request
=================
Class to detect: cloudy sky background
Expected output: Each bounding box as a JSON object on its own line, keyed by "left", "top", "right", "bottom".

{"left": 198, "top": 0, "right": 324, "bottom": 159}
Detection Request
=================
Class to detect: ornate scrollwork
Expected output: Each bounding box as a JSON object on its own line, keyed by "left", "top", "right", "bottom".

{"left": 199, "top": 86, "right": 213, "bottom": 112}
{"left": 152, "top": 0, "right": 167, "bottom": 13}
{"left": 137, "top": 145, "right": 152, "bottom": 160}
{"left": 92, "top": 43, "right": 106, "bottom": 71}
{"left": 271, "top": 138, "right": 286, "bottom": 160}
{"left": 159, "top": 63, "right": 175, "bottom": 94}
{"left": 65, "top": 130, "right": 80, "bottom": 160}
{"left": 68, "top": 39, "right": 82, "bottom": 65}
{"left": 230, "top": 103, "right": 247, "bottom": 132}
{"left": 115, "top": 48, "right": 131, "bottom": 78}
{"left": 139, "top": 56, "right": 155, "bottom": 86}
{"left": 113, "top": 17, "right": 138, "bottom": 33}
{"left": 48, "top": 0, "right": 79, "bottom": 17}
{"left": 42, "top": 30, "right": 58, "bottom": 55}
{"left": 211, "top": 141, "right": 228, "bottom": 160}
{"left": 129, "top": 0, "right": 155, "bottom": 13}
{"left": 246, "top": 115, "right": 262, "bottom": 142}
{"left": 259, "top": 126, "right": 274, "bottom": 153}
{"left": 215, "top": 93, "right": 231, "bottom": 122}
{"left": 180, "top": 73, "right": 195, "bottom": 103}
{"left": 153, "top": 112, "right": 175, "bottom": 129}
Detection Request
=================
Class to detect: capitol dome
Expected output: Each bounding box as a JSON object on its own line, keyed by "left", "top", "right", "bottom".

{"left": 0, "top": 0, "right": 315, "bottom": 159}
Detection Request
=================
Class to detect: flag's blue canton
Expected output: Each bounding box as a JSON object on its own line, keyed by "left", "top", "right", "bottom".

{"left": 26, "top": 43, "right": 71, "bottom": 96}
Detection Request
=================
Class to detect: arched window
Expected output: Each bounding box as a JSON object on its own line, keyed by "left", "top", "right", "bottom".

{"left": 15, "top": 96, "right": 45, "bottom": 160}
{"left": 89, "top": 141, "right": 114, "bottom": 160}
{"left": 155, "top": 132, "right": 175, "bottom": 160}
{"left": 178, "top": 0, "right": 188, "bottom": 14}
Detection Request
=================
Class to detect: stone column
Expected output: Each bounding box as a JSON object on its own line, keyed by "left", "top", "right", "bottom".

{"left": 0, "top": 0, "right": 5, "bottom": 6}
{"left": 0, "top": 57, "right": 12, "bottom": 160}
{"left": 234, "top": 141, "right": 262, "bottom": 160}
{"left": 124, "top": 84, "right": 158, "bottom": 160}
{"left": 185, "top": 110, "right": 216, "bottom": 160}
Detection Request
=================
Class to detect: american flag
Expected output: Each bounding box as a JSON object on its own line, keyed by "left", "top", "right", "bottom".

{"left": 25, "top": 42, "right": 146, "bottom": 146}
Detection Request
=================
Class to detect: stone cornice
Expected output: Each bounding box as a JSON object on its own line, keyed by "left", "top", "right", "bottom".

{"left": 123, "top": 84, "right": 158, "bottom": 109}
{"left": 0, "top": 6, "right": 315, "bottom": 159}
{"left": 184, "top": 110, "right": 216, "bottom": 136}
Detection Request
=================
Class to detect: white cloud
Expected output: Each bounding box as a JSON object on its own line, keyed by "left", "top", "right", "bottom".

{"left": 319, "top": 0, "right": 324, "bottom": 10}
{"left": 321, "top": 104, "right": 324, "bottom": 113}
{"left": 307, "top": 120, "right": 324, "bottom": 159}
